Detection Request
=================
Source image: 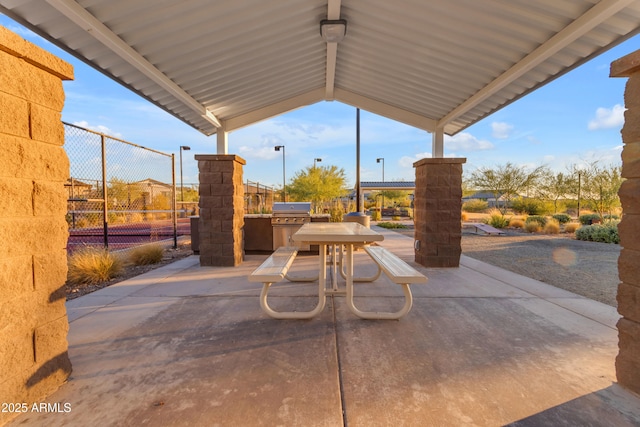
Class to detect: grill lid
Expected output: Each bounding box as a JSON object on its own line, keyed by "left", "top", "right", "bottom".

{"left": 272, "top": 202, "right": 311, "bottom": 215}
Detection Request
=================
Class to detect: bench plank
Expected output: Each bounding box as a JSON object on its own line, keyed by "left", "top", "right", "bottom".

{"left": 364, "top": 246, "right": 427, "bottom": 284}
{"left": 248, "top": 247, "right": 298, "bottom": 283}
{"left": 467, "top": 222, "right": 505, "bottom": 235}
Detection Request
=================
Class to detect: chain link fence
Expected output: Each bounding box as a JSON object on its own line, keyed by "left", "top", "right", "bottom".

{"left": 64, "top": 122, "right": 185, "bottom": 253}
{"left": 245, "top": 180, "right": 274, "bottom": 214}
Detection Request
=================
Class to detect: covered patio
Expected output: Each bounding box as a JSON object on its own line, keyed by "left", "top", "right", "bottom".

{"left": 10, "top": 227, "right": 640, "bottom": 426}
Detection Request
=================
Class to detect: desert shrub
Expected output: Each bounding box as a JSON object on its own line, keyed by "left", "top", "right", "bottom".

{"left": 370, "top": 210, "right": 381, "bottom": 221}
{"left": 524, "top": 221, "right": 541, "bottom": 233}
{"left": 377, "top": 221, "right": 408, "bottom": 229}
{"left": 86, "top": 213, "right": 103, "bottom": 226}
{"left": 510, "top": 198, "right": 551, "bottom": 215}
{"left": 525, "top": 215, "right": 547, "bottom": 227}
{"left": 462, "top": 199, "right": 488, "bottom": 213}
{"left": 67, "top": 247, "right": 123, "bottom": 285}
{"left": 128, "top": 244, "right": 165, "bottom": 265}
{"left": 391, "top": 215, "right": 402, "bottom": 221}
{"left": 543, "top": 219, "right": 560, "bottom": 234}
{"left": 74, "top": 217, "right": 89, "bottom": 228}
{"left": 563, "top": 222, "right": 580, "bottom": 233}
{"left": 604, "top": 214, "right": 620, "bottom": 221}
{"left": 485, "top": 209, "right": 510, "bottom": 228}
{"left": 329, "top": 203, "right": 346, "bottom": 222}
{"left": 461, "top": 212, "right": 468, "bottom": 222}
{"left": 575, "top": 222, "right": 619, "bottom": 244}
{"left": 509, "top": 218, "right": 525, "bottom": 229}
{"left": 579, "top": 213, "right": 601, "bottom": 225}
{"left": 552, "top": 213, "right": 571, "bottom": 224}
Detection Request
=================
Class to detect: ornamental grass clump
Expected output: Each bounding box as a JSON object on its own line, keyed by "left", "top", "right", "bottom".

{"left": 524, "top": 221, "right": 541, "bottom": 233}
{"left": 485, "top": 209, "right": 510, "bottom": 228}
{"left": 564, "top": 222, "right": 580, "bottom": 234}
{"left": 509, "top": 218, "right": 525, "bottom": 229}
{"left": 543, "top": 219, "right": 560, "bottom": 234}
{"left": 129, "top": 244, "right": 165, "bottom": 265}
{"left": 67, "top": 247, "right": 123, "bottom": 285}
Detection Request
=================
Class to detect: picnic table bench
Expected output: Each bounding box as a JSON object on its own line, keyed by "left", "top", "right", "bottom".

{"left": 466, "top": 222, "right": 505, "bottom": 235}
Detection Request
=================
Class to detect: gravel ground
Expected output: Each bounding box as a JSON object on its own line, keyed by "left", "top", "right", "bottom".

{"left": 388, "top": 224, "right": 621, "bottom": 307}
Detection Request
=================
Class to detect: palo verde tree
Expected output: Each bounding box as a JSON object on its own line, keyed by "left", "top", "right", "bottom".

{"left": 577, "top": 162, "right": 623, "bottom": 219}
{"left": 287, "top": 165, "right": 348, "bottom": 211}
{"left": 536, "top": 170, "right": 576, "bottom": 213}
{"left": 469, "top": 162, "right": 548, "bottom": 214}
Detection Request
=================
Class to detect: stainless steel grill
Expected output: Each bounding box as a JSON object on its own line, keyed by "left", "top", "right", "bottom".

{"left": 271, "top": 202, "right": 311, "bottom": 250}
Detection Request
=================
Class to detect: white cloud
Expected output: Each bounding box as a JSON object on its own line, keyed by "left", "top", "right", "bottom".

{"left": 399, "top": 152, "right": 431, "bottom": 169}
{"left": 588, "top": 104, "right": 625, "bottom": 130}
{"left": 445, "top": 133, "right": 494, "bottom": 151}
{"left": 72, "top": 121, "right": 123, "bottom": 139}
{"left": 491, "top": 122, "right": 514, "bottom": 139}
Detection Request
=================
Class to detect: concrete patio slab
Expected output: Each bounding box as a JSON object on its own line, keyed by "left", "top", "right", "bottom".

{"left": 8, "top": 227, "right": 640, "bottom": 426}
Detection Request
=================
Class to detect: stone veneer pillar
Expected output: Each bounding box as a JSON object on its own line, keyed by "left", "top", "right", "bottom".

{"left": 196, "top": 154, "right": 245, "bottom": 266}
{"left": 611, "top": 50, "right": 640, "bottom": 395}
{"left": 413, "top": 158, "right": 466, "bottom": 268}
{"left": 0, "top": 26, "right": 74, "bottom": 425}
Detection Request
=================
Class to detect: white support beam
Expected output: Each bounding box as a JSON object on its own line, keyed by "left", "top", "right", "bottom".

{"left": 335, "top": 89, "right": 437, "bottom": 132}
{"left": 217, "top": 123, "right": 228, "bottom": 154}
{"left": 437, "top": 0, "right": 634, "bottom": 129}
{"left": 324, "top": 0, "right": 341, "bottom": 100}
{"left": 45, "top": 0, "right": 221, "bottom": 128}
{"left": 432, "top": 127, "right": 444, "bottom": 158}
{"left": 224, "top": 88, "right": 325, "bottom": 132}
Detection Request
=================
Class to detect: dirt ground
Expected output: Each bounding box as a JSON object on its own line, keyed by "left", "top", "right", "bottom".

{"left": 391, "top": 224, "right": 620, "bottom": 307}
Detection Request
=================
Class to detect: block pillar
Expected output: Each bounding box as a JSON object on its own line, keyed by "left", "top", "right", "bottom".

{"left": 196, "top": 154, "right": 245, "bottom": 266}
{"left": 0, "top": 26, "right": 74, "bottom": 425}
{"left": 413, "top": 158, "right": 466, "bottom": 268}
{"left": 611, "top": 50, "right": 640, "bottom": 395}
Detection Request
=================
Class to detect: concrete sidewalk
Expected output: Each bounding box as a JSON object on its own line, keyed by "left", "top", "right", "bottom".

{"left": 9, "top": 227, "right": 640, "bottom": 426}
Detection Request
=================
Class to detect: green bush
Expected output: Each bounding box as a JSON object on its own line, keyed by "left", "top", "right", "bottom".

{"left": 604, "top": 214, "right": 620, "bottom": 221}
{"left": 511, "top": 198, "right": 551, "bottom": 215}
{"left": 552, "top": 213, "right": 571, "bottom": 224}
{"left": 579, "top": 213, "right": 601, "bottom": 225}
{"left": 377, "top": 221, "right": 408, "bottom": 229}
{"left": 462, "top": 199, "right": 488, "bottom": 213}
{"left": 575, "top": 222, "right": 619, "bottom": 244}
{"left": 525, "top": 215, "right": 547, "bottom": 227}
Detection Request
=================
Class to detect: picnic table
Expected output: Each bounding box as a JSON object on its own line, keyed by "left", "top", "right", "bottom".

{"left": 249, "top": 222, "right": 427, "bottom": 320}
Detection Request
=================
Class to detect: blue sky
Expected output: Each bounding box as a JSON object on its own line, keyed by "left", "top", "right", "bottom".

{"left": 2, "top": 15, "right": 638, "bottom": 189}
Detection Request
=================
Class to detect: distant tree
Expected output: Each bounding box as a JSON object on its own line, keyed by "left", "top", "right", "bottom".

{"left": 107, "top": 178, "right": 142, "bottom": 210}
{"left": 287, "top": 165, "right": 348, "bottom": 211}
{"left": 469, "top": 162, "right": 548, "bottom": 214}
{"left": 537, "top": 171, "right": 576, "bottom": 213}
{"left": 577, "top": 162, "right": 622, "bottom": 219}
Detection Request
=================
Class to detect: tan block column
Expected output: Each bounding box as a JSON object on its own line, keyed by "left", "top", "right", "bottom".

{"left": 196, "top": 154, "right": 245, "bottom": 266}
{"left": 413, "top": 158, "right": 466, "bottom": 268}
{"left": 611, "top": 50, "right": 640, "bottom": 395}
{"left": 0, "top": 26, "right": 74, "bottom": 425}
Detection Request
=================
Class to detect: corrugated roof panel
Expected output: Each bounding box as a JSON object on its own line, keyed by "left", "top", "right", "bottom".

{"left": 2, "top": 0, "right": 639, "bottom": 138}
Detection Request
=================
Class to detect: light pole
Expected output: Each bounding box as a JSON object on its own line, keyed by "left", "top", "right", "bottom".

{"left": 314, "top": 158, "right": 322, "bottom": 168}
{"left": 275, "top": 145, "right": 286, "bottom": 201}
{"left": 179, "top": 146, "right": 191, "bottom": 204}
{"left": 377, "top": 157, "right": 385, "bottom": 215}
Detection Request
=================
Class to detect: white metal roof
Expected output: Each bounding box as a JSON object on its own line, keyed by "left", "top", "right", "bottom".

{"left": 2, "top": 0, "right": 640, "bottom": 139}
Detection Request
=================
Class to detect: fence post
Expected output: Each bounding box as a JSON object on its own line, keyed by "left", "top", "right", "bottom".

{"left": 172, "top": 153, "right": 178, "bottom": 249}
{"left": 101, "top": 134, "right": 109, "bottom": 249}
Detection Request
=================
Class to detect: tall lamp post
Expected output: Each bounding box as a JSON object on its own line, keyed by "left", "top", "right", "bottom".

{"left": 275, "top": 145, "right": 286, "bottom": 201}
{"left": 377, "top": 157, "right": 385, "bottom": 215}
{"left": 314, "top": 157, "right": 322, "bottom": 168}
{"left": 179, "top": 145, "right": 191, "bottom": 203}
